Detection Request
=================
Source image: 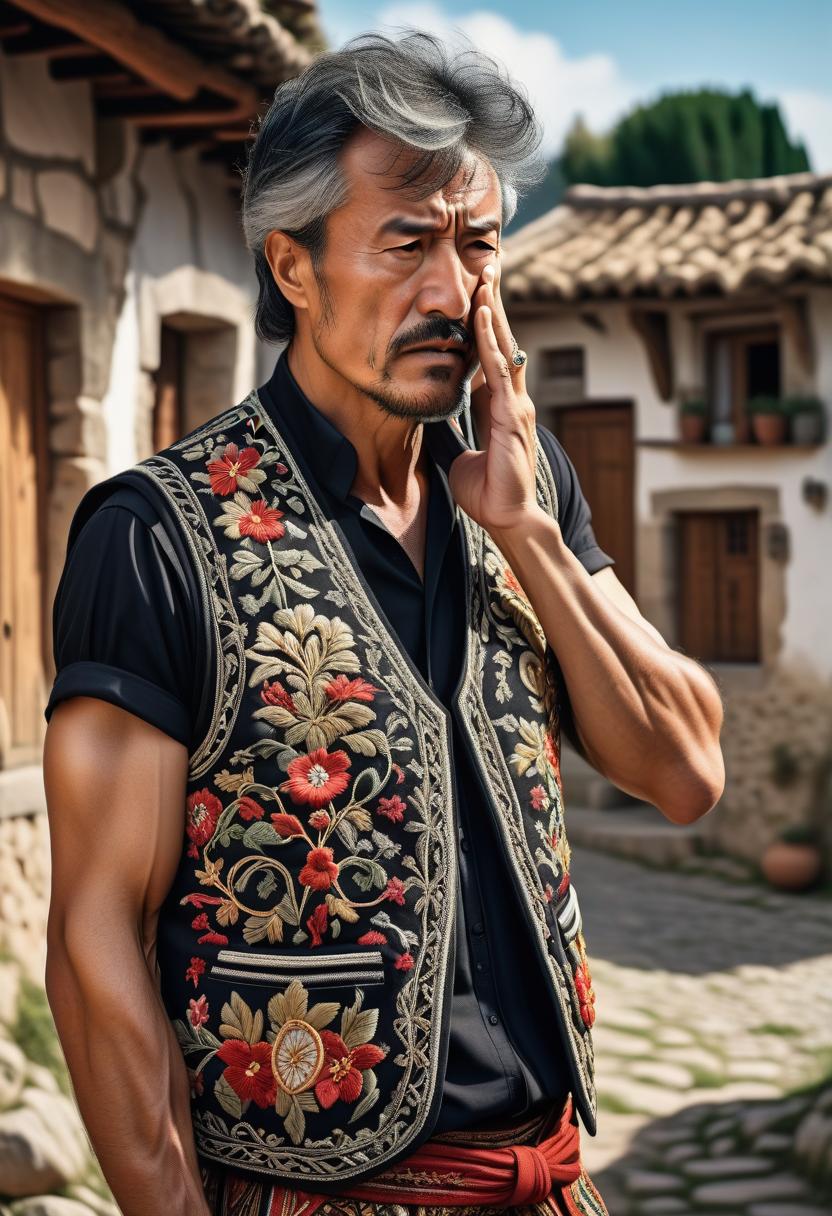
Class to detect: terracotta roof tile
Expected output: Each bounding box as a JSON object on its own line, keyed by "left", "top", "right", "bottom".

{"left": 504, "top": 172, "right": 832, "bottom": 301}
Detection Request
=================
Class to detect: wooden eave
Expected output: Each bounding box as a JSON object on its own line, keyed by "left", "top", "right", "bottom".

{"left": 0, "top": 0, "right": 312, "bottom": 180}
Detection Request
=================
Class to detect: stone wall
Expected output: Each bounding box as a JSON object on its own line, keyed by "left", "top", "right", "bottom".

{"left": 702, "top": 662, "right": 832, "bottom": 862}
{"left": 0, "top": 810, "right": 50, "bottom": 987}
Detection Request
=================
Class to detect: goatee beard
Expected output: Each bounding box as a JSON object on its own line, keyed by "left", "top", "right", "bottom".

{"left": 362, "top": 375, "right": 470, "bottom": 422}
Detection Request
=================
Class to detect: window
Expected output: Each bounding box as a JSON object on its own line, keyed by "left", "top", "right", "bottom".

{"left": 677, "top": 510, "right": 760, "bottom": 663}
{"left": 707, "top": 325, "right": 780, "bottom": 441}
{"left": 538, "top": 346, "right": 585, "bottom": 403}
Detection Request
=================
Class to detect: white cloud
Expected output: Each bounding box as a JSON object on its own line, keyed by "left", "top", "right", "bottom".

{"left": 342, "top": 4, "right": 639, "bottom": 159}
{"left": 778, "top": 90, "right": 832, "bottom": 172}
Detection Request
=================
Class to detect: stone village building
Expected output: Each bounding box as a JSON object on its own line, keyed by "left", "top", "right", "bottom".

{"left": 0, "top": 0, "right": 323, "bottom": 975}
{"left": 503, "top": 172, "right": 832, "bottom": 862}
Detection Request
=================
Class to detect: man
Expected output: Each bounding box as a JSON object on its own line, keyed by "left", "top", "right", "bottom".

{"left": 42, "top": 31, "right": 725, "bottom": 1216}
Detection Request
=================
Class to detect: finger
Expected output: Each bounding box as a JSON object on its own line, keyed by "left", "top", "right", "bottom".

{"left": 475, "top": 305, "right": 515, "bottom": 417}
{"left": 482, "top": 265, "right": 526, "bottom": 388}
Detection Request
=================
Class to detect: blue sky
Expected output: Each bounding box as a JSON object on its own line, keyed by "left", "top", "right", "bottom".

{"left": 321, "top": 1, "right": 832, "bottom": 168}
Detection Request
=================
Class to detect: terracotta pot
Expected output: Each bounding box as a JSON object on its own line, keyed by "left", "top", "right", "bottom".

{"left": 751, "top": 413, "right": 787, "bottom": 445}
{"left": 761, "top": 840, "right": 823, "bottom": 892}
{"left": 680, "top": 414, "right": 706, "bottom": 443}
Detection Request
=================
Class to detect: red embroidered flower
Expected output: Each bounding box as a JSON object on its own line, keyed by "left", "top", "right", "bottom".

{"left": 186, "top": 789, "right": 222, "bottom": 858}
{"left": 185, "top": 957, "right": 205, "bottom": 987}
{"left": 206, "top": 442, "right": 261, "bottom": 496}
{"left": 309, "top": 810, "right": 331, "bottom": 831}
{"left": 377, "top": 795, "right": 406, "bottom": 823}
{"left": 543, "top": 731, "right": 562, "bottom": 788}
{"left": 503, "top": 566, "right": 526, "bottom": 597}
{"left": 238, "top": 796, "right": 264, "bottom": 822}
{"left": 191, "top": 912, "right": 210, "bottom": 931}
{"left": 270, "top": 813, "right": 305, "bottom": 838}
{"left": 384, "top": 876, "right": 406, "bottom": 906}
{"left": 314, "top": 1030, "right": 386, "bottom": 1109}
{"left": 197, "top": 930, "right": 229, "bottom": 945}
{"left": 238, "top": 498, "right": 286, "bottom": 544}
{"left": 395, "top": 952, "right": 414, "bottom": 971}
{"left": 575, "top": 961, "right": 596, "bottom": 1028}
{"left": 324, "top": 675, "right": 380, "bottom": 703}
{"left": 281, "top": 748, "right": 351, "bottom": 809}
{"left": 557, "top": 871, "right": 570, "bottom": 898}
{"left": 188, "top": 994, "right": 209, "bottom": 1028}
{"left": 357, "top": 931, "right": 388, "bottom": 946}
{"left": 392, "top": 764, "right": 405, "bottom": 785}
{"left": 307, "top": 902, "right": 329, "bottom": 947}
{"left": 261, "top": 680, "right": 297, "bottom": 712}
{"left": 299, "top": 847, "right": 339, "bottom": 891}
{"left": 530, "top": 784, "right": 548, "bottom": 811}
{"left": 216, "top": 1040, "right": 277, "bottom": 1108}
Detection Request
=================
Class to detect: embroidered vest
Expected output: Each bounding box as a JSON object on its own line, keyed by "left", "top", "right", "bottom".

{"left": 127, "top": 388, "right": 597, "bottom": 1188}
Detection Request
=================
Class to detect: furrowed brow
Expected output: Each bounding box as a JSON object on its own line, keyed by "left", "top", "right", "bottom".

{"left": 379, "top": 215, "right": 501, "bottom": 238}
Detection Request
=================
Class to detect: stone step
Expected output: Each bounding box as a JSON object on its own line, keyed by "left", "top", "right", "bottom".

{"left": 564, "top": 804, "right": 706, "bottom": 867}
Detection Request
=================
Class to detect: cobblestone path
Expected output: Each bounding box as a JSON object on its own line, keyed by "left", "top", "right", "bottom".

{"left": 570, "top": 844, "right": 832, "bottom": 1215}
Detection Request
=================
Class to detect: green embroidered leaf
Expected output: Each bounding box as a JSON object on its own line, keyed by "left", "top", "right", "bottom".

{"left": 351, "top": 767, "right": 383, "bottom": 803}
{"left": 341, "top": 1000, "right": 379, "bottom": 1051}
{"left": 275, "top": 1089, "right": 292, "bottom": 1118}
{"left": 214, "top": 1074, "right": 244, "bottom": 1119}
{"left": 257, "top": 872, "right": 277, "bottom": 900}
{"left": 242, "top": 821, "right": 282, "bottom": 851}
{"left": 349, "top": 856, "right": 387, "bottom": 893}
{"left": 371, "top": 830, "right": 400, "bottom": 859}
{"left": 243, "top": 914, "right": 271, "bottom": 945}
{"left": 230, "top": 549, "right": 264, "bottom": 573}
{"left": 285, "top": 1097, "right": 306, "bottom": 1145}
{"left": 349, "top": 1071, "right": 380, "bottom": 1123}
{"left": 333, "top": 818, "right": 358, "bottom": 851}
{"left": 292, "top": 929, "right": 308, "bottom": 944}
{"left": 296, "top": 1090, "right": 318, "bottom": 1111}
{"left": 494, "top": 713, "right": 520, "bottom": 732}
{"left": 276, "top": 893, "right": 299, "bottom": 925}
{"left": 287, "top": 495, "right": 305, "bottom": 513}
{"left": 331, "top": 918, "right": 341, "bottom": 938}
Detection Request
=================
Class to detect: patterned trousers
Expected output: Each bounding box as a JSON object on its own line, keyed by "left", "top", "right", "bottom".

{"left": 198, "top": 1103, "right": 609, "bottom": 1216}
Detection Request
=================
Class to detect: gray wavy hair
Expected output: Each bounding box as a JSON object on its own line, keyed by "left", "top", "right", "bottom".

{"left": 241, "top": 29, "right": 544, "bottom": 344}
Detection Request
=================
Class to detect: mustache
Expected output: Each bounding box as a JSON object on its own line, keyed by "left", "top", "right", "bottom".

{"left": 389, "top": 318, "right": 472, "bottom": 358}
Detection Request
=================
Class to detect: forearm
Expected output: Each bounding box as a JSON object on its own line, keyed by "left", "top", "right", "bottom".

{"left": 45, "top": 930, "right": 210, "bottom": 1216}
{"left": 490, "top": 509, "right": 724, "bottom": 822}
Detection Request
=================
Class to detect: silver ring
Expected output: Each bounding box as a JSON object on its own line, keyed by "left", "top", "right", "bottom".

{"left": 510, "top": 339, "right": 527, "bottom": 367}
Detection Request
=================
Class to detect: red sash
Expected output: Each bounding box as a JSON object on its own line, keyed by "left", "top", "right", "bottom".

{"left": 265, "top": 1096, "right": 601, "bottom": 1214}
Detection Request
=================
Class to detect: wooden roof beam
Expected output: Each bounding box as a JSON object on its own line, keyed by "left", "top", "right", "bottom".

{"left": 10, "top": 0, "right": 259, "bottom": 117}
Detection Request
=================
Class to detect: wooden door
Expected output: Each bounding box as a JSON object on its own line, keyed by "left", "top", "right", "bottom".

{"left": 551, "top": 403, "right": 636, "bottom": 594}
{"left": 678, "top": 511, "right": 759, "bottom": 662}
{"left": 0, "top": 294, "right": 49, "bottom": 766}
{"left": 153, "top": 324, "right": 185, "bottom": 452}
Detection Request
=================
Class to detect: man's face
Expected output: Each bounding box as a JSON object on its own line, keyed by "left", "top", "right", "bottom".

{"left": 298, "top": 128, "right": 501, "bottom": 422}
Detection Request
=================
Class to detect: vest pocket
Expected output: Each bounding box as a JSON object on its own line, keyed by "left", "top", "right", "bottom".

{"left": 207, "top": 946, "right": 386, "bottom": 989}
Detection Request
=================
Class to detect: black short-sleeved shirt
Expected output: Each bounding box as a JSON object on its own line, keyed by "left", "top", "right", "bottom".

{"left": 45, "top": 352, "right": 614, "bottom": 1134}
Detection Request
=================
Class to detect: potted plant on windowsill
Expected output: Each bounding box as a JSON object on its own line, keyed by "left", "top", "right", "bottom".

{"left": 679, "top": 398, "right": 708, "bottom": 443}
{"left": 785, "top": 395, "right": 826, "bottom": 445}
{"left": 747, "top": 395, "right": 788, "bottom": 445}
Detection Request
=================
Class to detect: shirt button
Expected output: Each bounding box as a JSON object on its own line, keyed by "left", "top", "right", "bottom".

{"left": 472, "top": 921, "right": 484, "bottom": 935}
{"left": 488, "top": 1014, "right": 499, "bottom": 1026}
{"left": 476, "top": 961, "right": 487, "bottom": 973}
